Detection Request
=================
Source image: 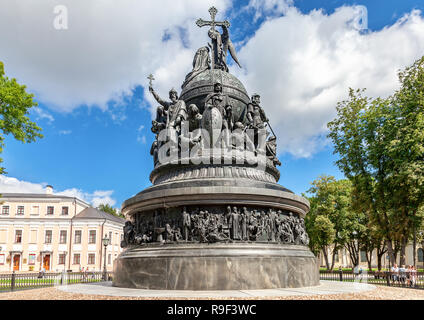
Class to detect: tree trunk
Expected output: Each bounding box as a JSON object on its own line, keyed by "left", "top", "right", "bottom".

{"left": 393, "top": 240, "right": 401, "bottom": 264}
{"left": 346, "top": 241, "right": 359, "bottom": 267}
{"left": 322, "top": 247, "right": 330, "bottom": 270}
{"left": 366, "top": 250, "right": 373, "bottom": 271}
{"left": 376, "top": 241, "right": 387, "bottom": 271}
{"left": 330, "top": 247, "right": 337, "bottom": 271}
{"left": 377, "top": 248, "right": 386, "bottom": 271}
{"left": 399, "top": 237, "right": 407, "bottom": 267}
{"left": 413, "top": 227, "right": 416, "bottom": 267}
{"left": 386, "top": 239, "right": 395, "bottom": 267}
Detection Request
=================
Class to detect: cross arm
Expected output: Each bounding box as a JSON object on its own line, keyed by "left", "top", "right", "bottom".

{"left": 195, "top": 18, "right": 230, "bottom": 28}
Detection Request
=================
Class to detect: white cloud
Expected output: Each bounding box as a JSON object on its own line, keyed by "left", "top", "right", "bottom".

{"left": 57, "top": 189, "right": 116, "bottom": 208}
{"left": 233, "top": 6, "right": 424, "bottom": 157}
{"left": 245, "top": 0, "right": 293, "bottom": 21}
{"left": 59, "top": 130, "right": 72, "bottom": 135}
{"left": 0, "top": 0, "right": 230, "bottom": 113}
{"left": 3, "top": 2, "right": 424, "bottom": 158}
{"left": 0, "top": 175, "right": 116, "bottom": 208}
{"left": 0, "top": 175, "right": 47, "bottom": 193}
{"left": 136, "top": 124, "right": 147, "bottom": 144}
{"left": 31, "top": 107, "right": 55, "bottom": 123}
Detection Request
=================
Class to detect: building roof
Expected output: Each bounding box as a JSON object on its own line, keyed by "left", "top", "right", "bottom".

{"left": 0, "top": 193, "right": 91, "bottom": 206}
{"left": 1, "top": 193, "right": 76, "bottom": 199}
{"left": 73, "top": 207, "right": 125, "bottom": 224}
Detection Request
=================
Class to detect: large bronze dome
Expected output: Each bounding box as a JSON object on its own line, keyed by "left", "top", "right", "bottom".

{"left": 180, "top": 69, "right": 250, "bottom": 124}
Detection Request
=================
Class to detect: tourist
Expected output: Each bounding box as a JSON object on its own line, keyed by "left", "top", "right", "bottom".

{"left": 391, "top": 264, "right": 399, "bottom": 283}
{"left": 406, "top": 265, "right": 412, "bottom": 287}
{"left": 399, "top": 265, "right": 407, "bottom": 285}
{"left": 410, "top": 266, "right": 417, "bottom": 288}
{"left": 353, "top": 265, "right": 359, "bottom": 280}
{"left": 38, "top": 267, "right": 45, "bottom": 279}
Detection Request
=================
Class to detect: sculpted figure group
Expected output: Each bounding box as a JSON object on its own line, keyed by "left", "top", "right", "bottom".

{"left": 121, "top": 206, "right": 309, "bottom": 247}
{"left": 149, "top": 82, "right": 280, "bottom": 168}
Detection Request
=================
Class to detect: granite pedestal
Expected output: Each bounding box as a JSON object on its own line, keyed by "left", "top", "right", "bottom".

{"left": 113, "top": 243, "right": 319, "bottom": 290}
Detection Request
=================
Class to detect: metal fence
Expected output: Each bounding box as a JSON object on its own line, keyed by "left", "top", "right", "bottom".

{"left": 320, "top": 270, "right": 424, "bottom": 289}
{"left": 0, "top": 271, "right": 113, "bottom": 292}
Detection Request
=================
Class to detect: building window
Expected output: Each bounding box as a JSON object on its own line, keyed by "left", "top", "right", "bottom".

{"left": 88, "top": 254, "right": 95, "bottom": 265}
{"left": 108, "top": 254, "right": 111, "bottom": 265}
{"left": 45, "top": 230, "right": 52, "bottom": 244}
{"left": 58, "top": 253, "right": 66, "bottom": 265}
{"left": 16, "top": 206, "right": 24, "bottom": 215}
{"left": 360, "top": 250, "right": 367, "bottom": 262}
{"left": 120, "top": 234, "right": 123, "bottom": 242}
{"left": 109, "top": 232, "right": 112, "bottom": 242}
{"left": 28, "top": 254, "right": 36, "bottom": 265}
{"left": 73, "top": 254, "right": 80, "bottom": 265}
{"left": 47, "top": 206, "right": 54, "bottom": 215}
{"left": 61, "top": 206, "right": 69, "bottom": 215}
{"left": 74, "top": 230, "right": 82, "bottom": 244}
{"left": 0, "top": 254, "right": 4, "bottom": 265}
{"left": 418, "top": 248, "right": 424, "bottom": 263}
{"left": 89, "top": 230, "right": 96, "bottom": 244}
{"left": 2, "top": 206, "right": 9, "bottom": 215}
{"left": 59, "top": 230, "right": 67, "bottom": 244}
{"left": 15, "top": 230, "right": 22, "bottom": 243}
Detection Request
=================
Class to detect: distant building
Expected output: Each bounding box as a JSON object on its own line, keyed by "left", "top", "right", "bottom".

{"left": 318, "top": 245, "right": 424, "bottom": 269}
{"left": 0, "top": 186, "right": 125, "bottom": 272}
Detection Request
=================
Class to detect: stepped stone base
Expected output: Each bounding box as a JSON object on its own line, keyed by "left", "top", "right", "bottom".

{"left": 113, "top": 243, "right": 319, "bottom": 290}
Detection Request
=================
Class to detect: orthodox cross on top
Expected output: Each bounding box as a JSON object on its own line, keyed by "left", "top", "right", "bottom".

{"left": 147, "top": 74, "right": 155, "bottom": 87}
{"left": 196, "top": 7, "right": 230, "bottom": 70}
{"left": 196, "top": 6, "right": 230, "bottom": 32}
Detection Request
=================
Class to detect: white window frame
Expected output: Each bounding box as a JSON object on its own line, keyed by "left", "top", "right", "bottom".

{"left": 74, "top": 230, "right": 82, "bottom": 244}
{"left": 45, "top": 230, "right": 53, "bottom": 244}
{"left": 2, "top": 206, "right": 9, "bottom": 215}
{"left": 16, "top": 206, "right": 25, "bottom": 215}
{"left": 14, "top": 229, "right": 23, "bottom": 244}
{"left": 87, "top": 253, "right": 96, "bottom": 265}
{"left": 59, "top": 230, "right": 67, "bottom": 244}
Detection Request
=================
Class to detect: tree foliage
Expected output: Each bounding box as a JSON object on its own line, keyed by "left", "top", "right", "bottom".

{"left": 0, "top": 61, "right": 43, "bottom": 173}
{"left": 97, "top": 203, "right": 124, "bottom": 218}
{"left": 327, "top": 56, "right": 424, "bottom": 266}
{"left": 305, "top": 175, "right": 366, "bottom": 269}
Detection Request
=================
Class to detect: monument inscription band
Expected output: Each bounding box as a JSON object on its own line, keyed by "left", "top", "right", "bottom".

{"left": 113, "top": 7, "right": 319, "bottom": 290}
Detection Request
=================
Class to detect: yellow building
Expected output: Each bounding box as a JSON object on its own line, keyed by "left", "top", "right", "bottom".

{"left": 0, "top": 186, "right": 125, "bottom": 272}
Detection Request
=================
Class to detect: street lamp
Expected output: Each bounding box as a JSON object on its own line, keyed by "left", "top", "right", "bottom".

{"left": 102, "top": 236, "right": 110, "bottom": 281}
{"left": 62, "top": 251, "right": 67, "bottom": 273}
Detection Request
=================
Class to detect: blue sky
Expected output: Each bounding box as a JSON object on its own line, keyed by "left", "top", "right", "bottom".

{"left": 1, "top": 0, "right": 424, "bottom": 208}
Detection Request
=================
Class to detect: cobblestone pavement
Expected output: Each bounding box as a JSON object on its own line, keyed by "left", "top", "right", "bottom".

{"left": 1, "top": 285, "right": 424, "bottom": 300}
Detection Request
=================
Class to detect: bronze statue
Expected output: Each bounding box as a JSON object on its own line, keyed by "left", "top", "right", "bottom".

{"left": 149, "top": 86, "right": 187, "bottom": 133}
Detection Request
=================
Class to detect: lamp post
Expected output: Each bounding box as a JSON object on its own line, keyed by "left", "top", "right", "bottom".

{"left": 63, "top": 251, "right": 67, "bottom": 272}
{"left": 102, "top": 236, "right": 110, "bottom": 281}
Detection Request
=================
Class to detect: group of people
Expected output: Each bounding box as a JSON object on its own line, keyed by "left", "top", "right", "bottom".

{"left": 391, "top": 264, "right": 418, "bottom": 287}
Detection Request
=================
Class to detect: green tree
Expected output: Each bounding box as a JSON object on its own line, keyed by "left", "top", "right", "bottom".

{"left": 0, "top": 61, "right": 43, "bottom": 173}
{"left": 328, "top": 56, "right": 424, "bottom": 267}
{"left": 305, "top": 175, "right": 363, "bottom": 269}
{"left": 97, "top": 203, "right": 124, "bottom": 218}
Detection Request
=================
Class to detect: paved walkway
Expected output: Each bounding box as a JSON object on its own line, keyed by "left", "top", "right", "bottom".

{"left": 57, "top": 280, "right": 375, "bottom": 298}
